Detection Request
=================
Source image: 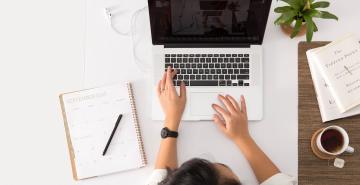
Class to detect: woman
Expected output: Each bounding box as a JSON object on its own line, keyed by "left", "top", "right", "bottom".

{"left": 147, "top": 67, "right": 297, "bottom": 185}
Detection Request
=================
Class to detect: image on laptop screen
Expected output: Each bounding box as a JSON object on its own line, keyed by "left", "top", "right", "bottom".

{"left": 148, "top": 0, "right": 272, "bottom": 44}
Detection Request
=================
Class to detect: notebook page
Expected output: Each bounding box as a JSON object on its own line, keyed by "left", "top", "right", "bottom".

{"left": 62, "top": 84, "right": 143, "bottom": 179}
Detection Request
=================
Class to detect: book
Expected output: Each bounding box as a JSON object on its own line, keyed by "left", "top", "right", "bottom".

{"left": 306, "top": 34, "right": 360, "bottom": 113}
{"left": 59, "top": 83, "right": 147, "bottom": 180}
{"left": 307, "top": 47, "right": 360, "bottom": 122}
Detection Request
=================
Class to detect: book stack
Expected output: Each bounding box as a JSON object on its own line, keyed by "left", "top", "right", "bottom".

{"left": 306, "top": 34, "right": 360, "bottom": 122}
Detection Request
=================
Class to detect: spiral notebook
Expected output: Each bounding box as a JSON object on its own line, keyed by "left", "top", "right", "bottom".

{"left": 59, "top": 82, "right": 147, "bottom": 180}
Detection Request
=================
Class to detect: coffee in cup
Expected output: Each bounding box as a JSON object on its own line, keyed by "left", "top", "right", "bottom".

{"left": 316, "top": 125, "right": 354, "bottom": 156}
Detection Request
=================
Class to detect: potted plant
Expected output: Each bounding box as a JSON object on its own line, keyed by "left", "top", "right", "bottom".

{"left": 274, "top": 0, "right": 338, "bottom": 42}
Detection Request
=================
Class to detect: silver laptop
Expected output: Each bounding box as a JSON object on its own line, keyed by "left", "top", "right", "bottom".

{"left": 148, "top": 0, "right": 272, "bottom": 121}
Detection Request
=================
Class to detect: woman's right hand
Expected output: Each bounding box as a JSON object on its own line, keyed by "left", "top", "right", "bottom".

{"left": 211, "top": 95, "right": 251, "bottom": 143}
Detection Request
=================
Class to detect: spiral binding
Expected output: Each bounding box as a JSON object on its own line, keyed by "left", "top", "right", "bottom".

{"left": 126, "top": 82, "right": 147, "bottom": 165}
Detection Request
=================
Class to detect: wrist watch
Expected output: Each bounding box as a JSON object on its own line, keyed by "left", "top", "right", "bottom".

{"left": 161, "top": 127, "right": 178, "bottom": 139}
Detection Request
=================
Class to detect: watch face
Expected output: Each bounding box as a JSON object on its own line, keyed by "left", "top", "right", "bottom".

{"left": 161, "top": 128, "right": 168, "bottom": 138}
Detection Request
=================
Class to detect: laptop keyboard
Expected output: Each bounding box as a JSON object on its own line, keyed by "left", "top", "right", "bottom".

{"left": 164, "top": 53, "right": 250, "bottom": 86}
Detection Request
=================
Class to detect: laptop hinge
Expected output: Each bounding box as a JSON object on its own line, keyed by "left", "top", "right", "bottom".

{"left": 164, "top": 43, "right": 251, "bottom": 48}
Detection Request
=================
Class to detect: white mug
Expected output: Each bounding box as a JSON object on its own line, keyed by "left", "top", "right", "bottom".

{"left": 316, "top": 125, "right": 354, "bottom": 156}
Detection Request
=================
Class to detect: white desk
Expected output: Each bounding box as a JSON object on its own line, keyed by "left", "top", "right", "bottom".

{"left": 0, "top": 0, "right": 357, "bottom": 185}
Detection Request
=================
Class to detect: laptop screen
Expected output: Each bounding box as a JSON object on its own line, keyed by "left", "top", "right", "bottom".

{"left": 148, "top": 0, "right": 272, "bottom": 45}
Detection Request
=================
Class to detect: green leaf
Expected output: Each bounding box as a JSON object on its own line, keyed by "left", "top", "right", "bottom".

{"left": 313, "top": 22, "right": 318, "bottom": 32}
{"left": 274, "top": 6, "right": 293, "bottom": 13}
{"left": 280, "top": 0, "right": 302, "bottom": 11}
{"left": 311, "top": 1, "right": 330, "bottom": 8}
{"left": 304, "top": 15, "right": 314, "bottom": 42}
{"left": 316, "top": 11, "right": 338, "bottom": 20}
{"left": 290, "top": 18, "right": 303, "bottom": 38}
{"left": 274, "top": 11, "right": 297, "bottom": 25}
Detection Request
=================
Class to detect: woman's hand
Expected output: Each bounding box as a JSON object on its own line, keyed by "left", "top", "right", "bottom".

{"left": 157, "top": 67, "right": 187, "bottom": 131}
{"left": 211, "top": 95, "right": 251, "bottom": 143}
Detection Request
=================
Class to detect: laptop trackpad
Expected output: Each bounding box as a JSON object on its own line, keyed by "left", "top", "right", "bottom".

{"left": 190, "top": 92, "right": 220, "bottom": 116}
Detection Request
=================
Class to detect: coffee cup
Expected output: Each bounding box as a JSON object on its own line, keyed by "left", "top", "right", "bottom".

{"left": 316, "top": 125, "right": 354, "bottom": 156}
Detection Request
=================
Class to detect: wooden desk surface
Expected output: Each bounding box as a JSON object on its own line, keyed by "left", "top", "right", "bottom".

{"left": 298, "top": 42, "right": 360, "bottom": 184}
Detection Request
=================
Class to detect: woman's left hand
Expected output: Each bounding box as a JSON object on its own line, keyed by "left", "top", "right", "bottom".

{"left": 157, "top": 66, "right": 187, "bottom": 131}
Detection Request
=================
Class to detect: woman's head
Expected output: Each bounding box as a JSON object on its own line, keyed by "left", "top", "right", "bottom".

{"left": 160, "top": 158, "right": 241, "bottom": 185}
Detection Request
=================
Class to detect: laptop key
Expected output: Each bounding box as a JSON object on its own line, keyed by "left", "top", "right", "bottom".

{"left": 216, "top": 69, "right": 222, "bottom": 74}
{"left": 225, "top": 75, "right": 230, "bottom": 79}
{"left": 232, "top": 54, "right": 237, "bottom": 57}
{"left": 180, "top": 64, "right": 185, "bottom": 68}
{"left": 215, "top": 64, "right": 220, "bottom": 68}
{"left": 236, "top": 58, "right": 241, "bottom": 62}
{"left": 177, "top": 58, "right": 182, "bottom": 63}
{"left": 165, "top": 58, "right": 170, "bottom": 63}
{"left": 244, "top": 83, "right": 249, "bottom": 86}
{"left": 183, "top": 58, "right": 188, "bottom": 63}
{"left": 221, "top": 64, "right": 226, "bottom": 68}
{"left": 184, "top": 54, "right": 188, "bottom": 57}
{"left": 191, "top": 64, "right": 196, "bottom": 68}
{"left": 199, "top": 69, "right": 204, "bottom": 74}
{"left": 196, "top": 75, "right": 201, "bottom": 80}
{"left": 226, "top": 54, "right": 231, "bottom": 57}
{"left": 190, "top": 75, "right": 195, "bottom": 79}
{"left": 195, "top": 58, "right": 200, "bottom": 63}
{"left": 238, "top": 80, "right": 244, "bottom": 86}
{"left": 227, "top": 80, "right": 232, "bottom": 86}
{"left": 239, "top": 63, "right": 244, "bottom": 68}
{"left": 244, "top": 63, "right": 249, "bottom": 68}
{"left": 193, "top": 69, "right": 198, "bottom": 74}
{"left": 174, "top": 64, "right": 179, "bottom": 68}
{"left": 165, "top": 64, "right": 173, "bottom": 68}
{"left": 181, "top": 69, "right": 186, "bottom": 74}
{"left": 219, "top": 75, "right": 224, "bottom": 80}
{"left": 190, "top": 54, "right": 194, "bottom": 57}
{"left": 237, "top": 75, "right": 249, "bottom": 79}
{"left": 184, "top": 75, "right": 189, "bottom": 80}
{"left": 205, "top": 69, "right": 210, "bottom": 74}
{"left": 234, "top": 69, "right": 239, "bottom": 74}
{"left": 239, "top": 54, "right": 244, "bottom": 57}
{"left": 186, "top": 64, "right": 191, "bottom": 68}
{"left": 187, "top": 69, "right": 192, "bottom": 74}
{"left": 244, "top": 54, "right": 249, "bottom": 57}
{"left": 206, "top": 58, "right": 211, "bottom": 62}
{"left": 197, "top": 64, "right": 202, "bottom": 68}
{"left": 240, "top": 69, "right": 249, "bottom": 74}
{"left": 171, "top": 54, "right": 176, "bottom": 57}
{"left": 220, "top": 54, "right": 225, "bottom": 57}
{"left": 200, "top": 58, "right": 205, "bottom": 63}
{"left": 189, "top": 58, "right": 194, "bottom": 62}
{"left": 209, "top": 64, "right": 215, "bottom": 68}
{"left": 203, "top": 64, "right": 208, "bottom": 68}
{"left": 211, "top": 69, "right": 216, "bottom": 74}
{"left": 242, "top": 58, "right": 249, "bottom": 62}
{"left": 222, "top": 69, "right": 227, "bottom": 74}
{"left": 190, "top": 80, "right": 218, "bottom": 86}
{"left": 231, "top": 75, "right": 236, "bottom": 79}
{"left": 214, "top": 75, "right": 219, "bottom": 80}
{"left": 224, "top": 58, "right": 229, "bottom": 62}
{"left": 171, "top": 58, "right": 176, "bottom": 62}
{"left": 208, "top": 75, "right": 213, "bottom": 80}
{"left": 230, "top": 58, "right": 235, "bottom": 63}
{"left": 165, "top": 54, "right": 170, "bottom": 57}
{"left": 202, "top": 75, "right": 206, "bottom": 79}
{"left": 218, "top": 58, "right": 223, "bottom": 63}
{"left": 219, "top": 80, "right": 226, "bottom": 86}
{"left": 184, "top": 80, "right": 189, "bottom": 86}
{"left": 178, "top": 75, "right": 183, "bottom": 80}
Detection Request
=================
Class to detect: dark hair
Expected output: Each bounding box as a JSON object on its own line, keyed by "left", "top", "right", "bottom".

{"left": 160, "top": 158, "right": 241, "bottom": 185}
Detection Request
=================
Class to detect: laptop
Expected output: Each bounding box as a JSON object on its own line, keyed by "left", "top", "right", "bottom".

{"left": 149, "top": 0, "right": 272, "bottom": 121}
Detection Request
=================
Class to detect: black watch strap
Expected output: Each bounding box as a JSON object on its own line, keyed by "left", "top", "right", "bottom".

{"left": 161, "top": 127, "right": 178, "bottom": 138}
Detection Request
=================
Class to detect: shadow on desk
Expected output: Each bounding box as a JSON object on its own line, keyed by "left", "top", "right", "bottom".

{"left": 298, "top": 42, "right": 360, "bottom": 185}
